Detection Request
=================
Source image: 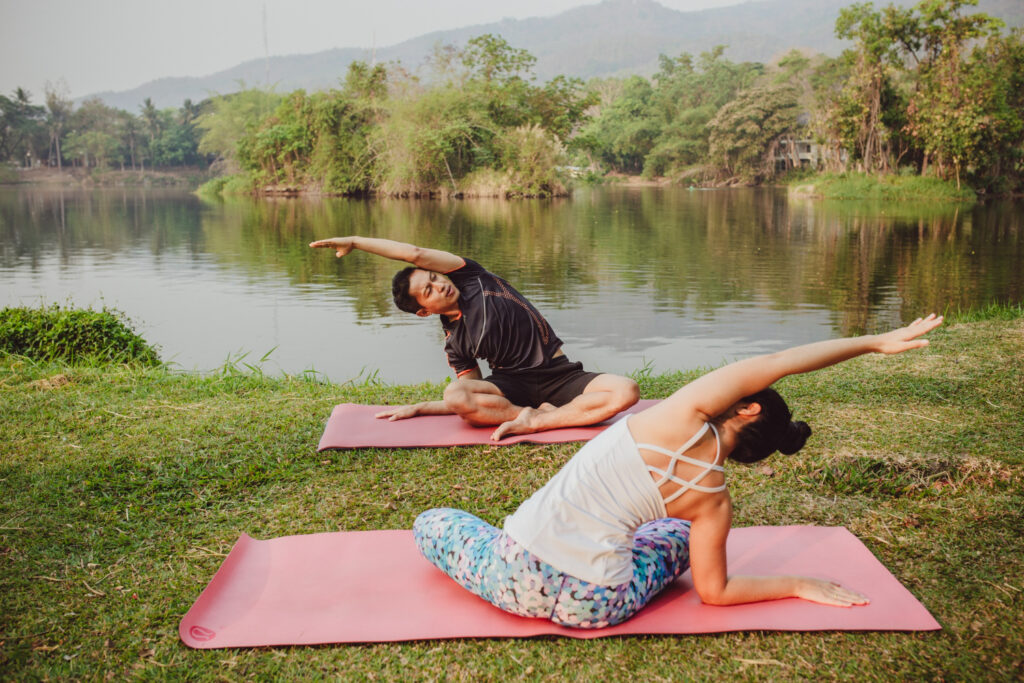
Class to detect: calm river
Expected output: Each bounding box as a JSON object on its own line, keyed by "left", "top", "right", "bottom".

{"left": 1, "top": 186, "right": 1021, "bottom": 384}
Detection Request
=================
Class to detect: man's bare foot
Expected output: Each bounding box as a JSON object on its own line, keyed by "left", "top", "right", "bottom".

{"left": 536, "top": 402, "right": 556, "bottom": 413}
{"left": 491, "top": 406, "right": 541, "bottom": 441}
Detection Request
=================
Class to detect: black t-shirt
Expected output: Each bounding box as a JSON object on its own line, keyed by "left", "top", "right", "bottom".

{"left": 440, "top": 258, "right": 563, "bottom": 376}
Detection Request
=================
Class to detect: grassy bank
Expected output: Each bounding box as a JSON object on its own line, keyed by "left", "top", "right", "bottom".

{"left": 1, "top": 313, "right": 1022, "bottom": 679}
{"left": 2, "top": 167, "right": 207, "bottom": 189}
{"left": 788, "top": 172, "right": 977, "bottom": 202}
{"left": 196, "top": 168, "right": 569, "bottom": 199}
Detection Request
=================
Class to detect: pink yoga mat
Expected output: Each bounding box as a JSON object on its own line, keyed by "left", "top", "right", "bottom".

{"left": 316, "top": 400, "right": 660, "bottom": 450}
{"left": 179, "top": 526, "right": 939, "bottom": 648}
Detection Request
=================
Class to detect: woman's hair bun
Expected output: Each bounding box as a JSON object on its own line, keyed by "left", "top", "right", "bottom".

{"left": 778, "top": 420, "right": 811, "bottom": 455}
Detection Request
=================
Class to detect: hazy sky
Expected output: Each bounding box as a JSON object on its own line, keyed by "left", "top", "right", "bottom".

{"left": 0, "top": 0, "right": 749, "bottom": 101}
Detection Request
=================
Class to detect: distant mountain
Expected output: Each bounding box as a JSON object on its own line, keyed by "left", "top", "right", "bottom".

{"left": 85, "top": 0, "right": 1024, "bottom": 111}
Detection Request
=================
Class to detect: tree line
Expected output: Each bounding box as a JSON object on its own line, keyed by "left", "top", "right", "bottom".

{"left": 578, "top": 0, "right": 1023, "bottom": 193}
{"left": 0, "top": 83, "right": 209, "bottom": 172}
{"left": 2, "top": 0, "right": 1022, "bottom": 195}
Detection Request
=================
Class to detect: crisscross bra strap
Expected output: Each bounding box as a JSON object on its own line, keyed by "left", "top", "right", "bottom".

{"left": 638, "top": 422, "right": 725, "bottom": 504}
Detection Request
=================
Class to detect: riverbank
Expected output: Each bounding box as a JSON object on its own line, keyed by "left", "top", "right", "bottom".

{"left": 2, "top": 312, "right": 1021, "bottom": 678}
{"left": 198, "top": 167, "right": 570, "bottom": 200}
{"left": 788, "top": 172, "right": 977, "bottom": 202}
{"left": 1, "top": 167, "right": 209, "bottom": 190}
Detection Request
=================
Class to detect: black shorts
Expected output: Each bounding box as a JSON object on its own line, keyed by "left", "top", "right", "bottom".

{"left": 485, "top": 356, "right": 600, "bottom": 409}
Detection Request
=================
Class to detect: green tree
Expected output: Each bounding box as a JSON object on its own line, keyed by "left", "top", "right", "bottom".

{"left": 820, "top": 2, "right": 907, "bottom": 173}
{"left": 237, "top": 63, "right": 388, "bottom": 193}
{"left": 196, "top": 87, "right": 282, "bottom": 168}
{"left": 899, "top": 0, "right": 1005, "bottom": 187}
{"left": 139, "top": 97, "right": 161, "bottom": 145}
{"left": 963, "top": 29, "right": 1024, "bottom": 192}
{"left": 43, "top": 81, "right": 72, "bottom": 170}
{"left": 707, "top": 83, "right": 802, "bottom": 181}
{"left": 460, "top": 34, "right": 536, "bottom": 85}
{"left": 572, "top": 76, "right": 657, "bottom": 174}
{"left": 375, "top": 81, "right": 494, "bottom": 194}
{"left": 574, "top": 48, "right": 762, "bottom": 177}
{"left": 117, "top": 110, "right": 143, "bottom": 170}
{"left": 643, "top": 48, "right": 763, "bottom": 177}
{"left": 224, "top": 38, "right": 594, "bottom": 196}
{"left": 66, "top": 97, "right": 121, "bottom": 168}
{"left": 63, "top": 129, "right": 119, "bottom": 169}
{"left": 457, "top": 34, "right": 592, "bottom": 141}
{"left": 0, "top": 87, "right": 46, "bottom": 164}
{"left": 815, "top": 0, "right": 1014, "bottom": 188}
{"left": 148, "top": 99, "right": 207, "bottom": 167}
{"left": 498, "top": 123, "right": 568, "bottom": 197}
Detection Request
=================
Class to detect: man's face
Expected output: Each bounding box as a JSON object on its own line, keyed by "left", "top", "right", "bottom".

{"left": 408, "top": 269, "right": 460, "bottom": 316}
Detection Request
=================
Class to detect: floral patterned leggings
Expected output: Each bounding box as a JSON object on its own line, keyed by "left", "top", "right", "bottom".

{"left": 412, "top": 507, "right": 691, "bottom": 629}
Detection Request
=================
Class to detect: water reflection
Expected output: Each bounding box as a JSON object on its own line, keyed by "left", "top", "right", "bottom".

{"left": 1, "top": 186, "right": 1020, "bottom": 383}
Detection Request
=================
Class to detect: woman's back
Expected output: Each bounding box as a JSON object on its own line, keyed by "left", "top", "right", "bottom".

{"left": 502, "top": 413, "right": 729, "bottom": 585}
{"left": 635, "top": 423, "right": 728, "bottom": 520}
{"left": 502, "top": 418, "right": 667, "bottom": 585}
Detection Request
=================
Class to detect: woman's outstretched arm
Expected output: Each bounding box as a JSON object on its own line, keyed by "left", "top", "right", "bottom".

{"left": 657, "top": 314, "right": 943, "bottom": 422}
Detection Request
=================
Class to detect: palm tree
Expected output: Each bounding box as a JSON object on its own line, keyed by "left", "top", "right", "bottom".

{"left": 44, "top": 83, "right": 72, "bottom": 171}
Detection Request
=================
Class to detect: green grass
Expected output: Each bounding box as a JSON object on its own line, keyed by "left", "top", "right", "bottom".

{"left": 945, "top": 301, "right": 1024, "bottom": 324}
{"left": 1, "top": 316, "right": 1022, "bottom": 679}
{"left": 789, "top": 172, "right": 977, "bottom": 202}
{"left": 0, "top": 305, "right": 160, "bottom": 366}
{"left": 196, "top": 174, "right": 256, "bottom": 198}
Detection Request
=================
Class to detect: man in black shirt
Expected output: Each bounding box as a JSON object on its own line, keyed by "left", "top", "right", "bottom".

{"left": 310, "top": 236, "right": 639, "bottom": 440}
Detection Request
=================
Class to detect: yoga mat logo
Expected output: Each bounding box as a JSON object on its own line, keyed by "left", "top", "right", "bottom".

{"left": 189, "top": 625, "right": 216, "bottom": 642}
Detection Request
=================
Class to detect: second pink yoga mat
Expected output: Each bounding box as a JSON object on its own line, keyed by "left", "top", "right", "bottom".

{"left": 317, "top": 399, "right": 660, "bottom": 450}
{"left": 180, "top": 525, "right": 940, "bottom": 648}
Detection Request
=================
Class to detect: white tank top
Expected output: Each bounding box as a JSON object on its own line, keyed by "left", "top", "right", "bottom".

{"left": 502, "top": 417, "right": 724, "bottom": 586}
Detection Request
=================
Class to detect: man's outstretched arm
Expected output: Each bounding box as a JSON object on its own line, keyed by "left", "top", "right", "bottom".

{"left": 309, "top": 236, "right": 463, "bottom": 273}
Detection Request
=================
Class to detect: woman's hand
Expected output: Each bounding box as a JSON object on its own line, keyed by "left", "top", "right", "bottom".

{"left": 794, "top": 578, "right": 869, "bottom": 607}
{"left": 309, "top": 237, "right": 354, "bottom": 258}
{"left": 873, "top": 313, "right": 943, "bottom": 354}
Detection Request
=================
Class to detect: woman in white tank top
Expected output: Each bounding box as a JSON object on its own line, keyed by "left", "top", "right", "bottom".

{"left": 414, "top": 315, "right": 943, "bottom": 628}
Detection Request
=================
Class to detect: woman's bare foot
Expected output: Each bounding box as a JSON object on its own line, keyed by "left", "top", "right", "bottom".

{"left": 491, "top": 406, "right": 542, "bottom": 441}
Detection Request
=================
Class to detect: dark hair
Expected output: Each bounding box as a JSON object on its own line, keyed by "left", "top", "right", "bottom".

{"left": 723, "top": 387, "right": 811, "bottom": 464}
{"left": 391, "top": 267, "right": 421, "bottom": 314}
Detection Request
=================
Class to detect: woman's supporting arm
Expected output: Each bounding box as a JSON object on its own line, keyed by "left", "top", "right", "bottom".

{"left": 687, "top": 497, "right": 868, "bottom": 607}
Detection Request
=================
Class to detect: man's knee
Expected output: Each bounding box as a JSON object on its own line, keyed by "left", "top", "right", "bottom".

{"left": 606, "top": 376, "right": 639, "bottom": 411}
{"left": 443, "top": 380, "right": 498, "bottom": 425}
{"left": 443, "top": 380, "right": 474, "bottom": 415}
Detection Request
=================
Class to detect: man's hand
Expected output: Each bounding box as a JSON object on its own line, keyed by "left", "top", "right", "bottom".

{"left": 309, "top": 237, "right": 355, "bottom": 258}
{"left": 374, "top": 404, "right": 422, "bottom": 421}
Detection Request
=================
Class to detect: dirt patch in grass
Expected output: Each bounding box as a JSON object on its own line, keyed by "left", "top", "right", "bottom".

{"left": 29, "top": 373, "right": 71, "bottom": 390}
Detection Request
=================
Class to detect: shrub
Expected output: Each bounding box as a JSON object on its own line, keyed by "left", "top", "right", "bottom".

{"left": 499, "top": 124, "right": 567, "bottom": 197}
{"left": 0, "top": 305, "right": 160, "bottom": 366}
{"left": 196, "top": 174, "right": 254, "bottom": 197}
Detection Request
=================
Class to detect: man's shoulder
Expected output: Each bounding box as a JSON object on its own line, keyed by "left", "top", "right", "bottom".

{"left": 450, "top": 257, "right": 487, "bottom": 274}
{"left": 447, "top": 258, "right": 491, "bottom": 286}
